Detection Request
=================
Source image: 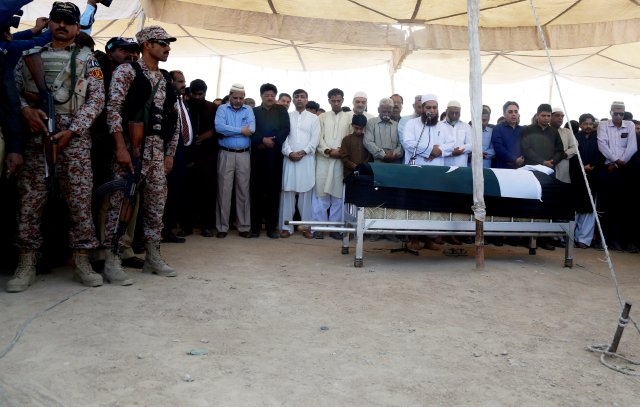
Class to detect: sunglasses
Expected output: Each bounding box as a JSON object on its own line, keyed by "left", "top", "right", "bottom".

{"left": 149, "top": 39, "right": 170, "bottom": 47}
{"left": 611, "top": 112, "right": 625, "bottom": 117}
{"left": 50, "top": 15, "right": 77, "bottom": 25}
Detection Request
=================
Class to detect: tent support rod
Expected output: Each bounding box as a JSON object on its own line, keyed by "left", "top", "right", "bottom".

{"left": 216, "top": 56, "right": 224, "bottom": 98}
{"left": 137, "top": 9, "right": 146, "bottom": 32}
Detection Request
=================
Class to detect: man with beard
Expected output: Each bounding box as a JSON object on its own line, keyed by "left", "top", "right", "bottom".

{"left": 571, "top": 113, "right": 604, "bottom": 249}
{"left": 8, "top": 2, "right": 105, "bottom": 292}
{"left": 184, "top": 79, "right": 218, "bottom": 237}
{"left": 102, "top": 26, "right": 180, "bottom": 285}
{"left": 250, "top": 83, "right": 290, "bottom": 238}
{"left": 401, "top": 94, "right": 454, "bottom": 251}
{"left": 352, "top": 91, "right": 375, "bottom": 119}
{"left": 279, "top": 89, "right": 320, "bottom": 238}
{"left": 442, "top": 100, "right": 472, "bottom": 168}
{"left": 161, "top": 70, "right": 192, "bottom": 242}
{"left": 597, "top": 101, "right": 638, "bottom": 253}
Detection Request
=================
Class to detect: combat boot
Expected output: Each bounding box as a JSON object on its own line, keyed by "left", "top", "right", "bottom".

{"left": 143, "top": 241, "right": 177, "bottom": 277}
{"left": 6, "top": 251, "right": 38, "bottom": 293}
{"left": 103, "top": 251, "right": 134, "bottom": 286}
{"left": 72, "top": 250, "right": 104, "bottom": 287}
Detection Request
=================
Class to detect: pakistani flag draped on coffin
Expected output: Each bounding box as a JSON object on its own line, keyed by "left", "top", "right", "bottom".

{"left": 344, "top": 163, "right": 573, "bottom": 221}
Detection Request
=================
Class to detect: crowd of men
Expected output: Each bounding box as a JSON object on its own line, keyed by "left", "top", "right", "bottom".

{"left": 1, "top": 1, "right": 639, "bottom": 294}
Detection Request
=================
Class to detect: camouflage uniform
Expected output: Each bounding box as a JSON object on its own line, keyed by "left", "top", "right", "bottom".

{"left": 104, "top": 58, "right": 179, "bottom": 244}
{"left": 14, "top": 44, "right": 105, "bottom": 250}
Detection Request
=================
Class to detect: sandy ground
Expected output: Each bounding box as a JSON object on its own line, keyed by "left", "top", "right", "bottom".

{"left": 0, "top": 234, "right": 639, "bottom": 406}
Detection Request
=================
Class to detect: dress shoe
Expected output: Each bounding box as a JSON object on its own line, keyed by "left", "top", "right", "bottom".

{"left": 538, "top": 238, "right": 555, "bottom": 251}
{"left": 626, "top": 244, "right": 640, "bottom": 254}
{"left": 313, "top": 231, "right": 324, "bottom": 239}
{"left": 121, "top": 256, "right": 145, "bottom": 269}
{"left": 161, "top": 233, "right": 185, "bottom": 243}
{"left": 250, "top": 230, "right": 260, "bottom": 238}
{"left": 329, "top": 232, "right": 343, "bottom": 240}
{"left": 575, "top": 242, "right": 589, "bottom": 249}
{"left": 239, "top": 231, "right": 252, "bottom": 238}
{"left": 609, "top": 241, "right": 624, "bottom": 252}
{"left": 302, "top": 230, "right": 314, "bottom": 239}
{"left": 216, "top": 232, "right": 227, "bottom": 238}
{"left": 267, "top": 230, "right": 280, "bottom": 239}
{"left": 423, "top": 238, "right": 439, "bottom": 251}
{"left": 279, "top": 230, "right": 291, "bottom": 238}
{"left": 201, "top": 229, "right": 213, "bottom": 237}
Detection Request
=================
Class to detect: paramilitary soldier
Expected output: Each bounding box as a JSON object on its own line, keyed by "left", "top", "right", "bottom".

{"left": 8, "top": 2, "right": 105, "bottom": 292}
{"left": 102, "top": 26, "right": 179, "bottom": 285}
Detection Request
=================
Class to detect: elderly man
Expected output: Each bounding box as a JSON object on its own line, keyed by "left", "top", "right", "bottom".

{"left": 363, "top": 97, "right": 402, "bottom": 163}
{"left": 215, "top": 84, "right": 255, "bottom": 238}
{"left": 352, "top": 91, "right": 375, "bottom": 119}
{"left": 8, "top": 2, "right": 105, "bottom": 292}
{"left": 442, "top": 100, "right": 472, "bottom": 168}
{"left": 550, "top": 107, "right": 577, "bottom": 183}
{"left": 390, "top": 94, "right": 403, "bottom": 122}
{"left": 102, "top": 26, "right": 180, "bottom": 284}
{"left": 597, "top": 101, "right": 638, "bottom": 252}
{"left": 279, "top": 89, "right": 320, "bottom": 238}
{"left": 491, "top": 101, "right": 524, "bottom": 169}
{"left": 313, "top": 88, "right": 352, "bottom": 239}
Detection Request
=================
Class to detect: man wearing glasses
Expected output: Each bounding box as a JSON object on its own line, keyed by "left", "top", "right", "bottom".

{"left": 8, "top": 2, "right": 106, "bottom": 292}
{"left": 597, "top": 101, "right": 638, "bottom": 253}
{"left": 103, "top": 26, "right": 179, "bottom": 285}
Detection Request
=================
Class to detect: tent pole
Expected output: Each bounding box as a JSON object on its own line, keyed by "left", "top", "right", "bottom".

{"left": 137, "top": 9, "right": 146, "bottom": 32}
{"left": 216, "top": 56, "right": 224, "bottom": 98}
{"left": 390, "top": 65, "right": 395, "bottom": 94}
{"left": 467, "top": 0, "right": 485, "bottom": 270}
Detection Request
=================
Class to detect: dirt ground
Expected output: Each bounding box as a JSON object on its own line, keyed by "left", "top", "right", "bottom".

{"left": 1, "top": 234, "right": 639, "bottom": 406}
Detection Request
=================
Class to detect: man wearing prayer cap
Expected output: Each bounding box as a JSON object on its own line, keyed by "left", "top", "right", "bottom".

{"left": 352, "top": 91, "right": 374, "bottom": 119}
{"left": 596, "top": 101, "right": 638, "bottom": 253}
{"left": 214, "top": 83, "right": 255, "bottom": 239}
{"left": 101, "top": 24, "right": 181, "bottom": 284}
{"left": 550, "top": 106, "right": 577, "bottom": 184}
{"left": 8, "top": 0, "right": 107, "bottom": 292}
{"left": 442, "top": 100, "right": 472, "bottom": 168}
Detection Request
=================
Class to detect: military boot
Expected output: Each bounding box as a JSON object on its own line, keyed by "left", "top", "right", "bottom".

{"left": 103, "top": 251, "right": 134, "bottom": 286}
{"left": 6, "top": 251, "right": 38, "bottom": 293}
{"left": 143, "top": 241, "right": 177, "bottom": 277}
{"left": 72, "top": 250, "right": 104, "bottom": 287}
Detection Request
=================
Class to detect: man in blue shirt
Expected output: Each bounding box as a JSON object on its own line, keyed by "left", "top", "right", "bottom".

{"left": 214, "top": 83, "right": 255, "bottom": 238}
{"left": 491, "top": 101, "right": 524, "bottom": 169}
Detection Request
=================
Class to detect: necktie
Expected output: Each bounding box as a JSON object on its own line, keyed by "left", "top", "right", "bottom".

{"left": 179, "top": 98, "right": 192, "bottom": 146}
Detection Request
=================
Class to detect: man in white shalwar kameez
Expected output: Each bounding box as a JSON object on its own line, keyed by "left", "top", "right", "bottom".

{"left": 313, "top": 88, "right": 352, "bottom": 238}
{"left": 279, "top": 89, "right": 320, "bottom": 237}
{"left": 441, "top": 100, "right": 473, "bottom": 168}
{"left": 402, "top": 95, "right": 455, "bottom": 167}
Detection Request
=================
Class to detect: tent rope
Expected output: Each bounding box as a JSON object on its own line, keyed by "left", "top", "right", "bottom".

{"left": 529, "top": 0, "right": 640, "bottom": 374}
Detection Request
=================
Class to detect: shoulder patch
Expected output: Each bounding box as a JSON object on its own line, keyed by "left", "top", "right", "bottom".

{"left": 90, "top": 68, "right": 104, "bottom": 81}
{"left": 87, "top": 59, "right": 100, "bottom": 69}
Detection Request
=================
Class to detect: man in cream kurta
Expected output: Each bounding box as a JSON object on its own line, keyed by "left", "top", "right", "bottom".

{"left": 313, "top": 88, "right": 352, "bottom": 238}
{"left": 279, "top": 89, "right": 320, "bottom": 237}
{"left": 551, "top": 107, "right": 577, "bottom": 183}
{"left": 442, "top": 100, "right": 473, "bottom": 168}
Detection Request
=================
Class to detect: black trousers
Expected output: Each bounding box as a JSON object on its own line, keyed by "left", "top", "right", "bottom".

{"left": 250, "top": 147, "right": 283, "bottom": 233}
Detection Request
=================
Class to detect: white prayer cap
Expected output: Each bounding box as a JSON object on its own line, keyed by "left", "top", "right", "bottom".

{"left": 611, "top": 101, "right": 625, "bottom": 109}
{"left": 230, "top": 83, "right": 245, "bottom": 93}
{"left": 447, "top": 100, "right": 461, "bottom": 108}
{"left": 421, "top": 94, "right": 437, "bottom": 104}
{"left": 552, "top": 106, "right": 564, "bottom": 114}
{"left": 353, "top": 91, "right": 368, "bottom": 100}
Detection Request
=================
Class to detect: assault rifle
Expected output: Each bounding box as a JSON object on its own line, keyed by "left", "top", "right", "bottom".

{"left": 23, "top": 50, "right": 58, "bottom": 195}
{"left": 96, "top": 121, "right": 145, "bottom": 254}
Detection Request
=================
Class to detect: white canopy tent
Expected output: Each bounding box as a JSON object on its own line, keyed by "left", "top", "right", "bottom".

{"left": 20, "top": 0, "right": 640, "bottom": 118}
